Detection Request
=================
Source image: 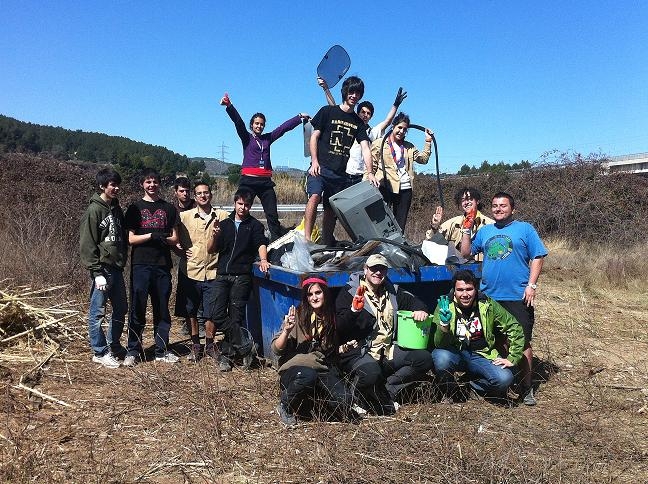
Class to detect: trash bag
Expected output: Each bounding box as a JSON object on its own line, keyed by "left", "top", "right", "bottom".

{"left": 280, "top": 232, "right": 315, "bottom": 272}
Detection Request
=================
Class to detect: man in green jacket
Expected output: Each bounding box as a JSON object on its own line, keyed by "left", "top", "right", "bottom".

{"left": 432, "top": 269, "right": 525, "bottom": 400}
{"left": 79, "top": 168, "right": 128, "bottom": 368}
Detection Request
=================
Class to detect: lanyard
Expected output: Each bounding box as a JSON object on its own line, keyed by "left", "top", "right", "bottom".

{"left": 387, "top": 139, "right": 406, "bottom": 169}
{"left": 254, "top": 137, "right": 265, "bottom": 168}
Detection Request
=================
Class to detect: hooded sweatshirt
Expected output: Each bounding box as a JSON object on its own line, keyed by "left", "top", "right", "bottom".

{"left": 79, "top": 193, "right": 127, "bottom": 277}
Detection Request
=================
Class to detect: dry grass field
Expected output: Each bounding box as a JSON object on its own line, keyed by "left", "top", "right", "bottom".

{"left": 1, "top": 153, "right": 647, "bottom": 483}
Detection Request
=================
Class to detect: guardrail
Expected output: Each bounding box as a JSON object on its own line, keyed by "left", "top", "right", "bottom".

{"left": 213, "top": 204, "right": 321, "bottom": 213}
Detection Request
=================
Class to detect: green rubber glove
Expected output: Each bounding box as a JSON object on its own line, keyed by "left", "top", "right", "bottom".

{"left": 438, "top": 295, "right": 452, "bottom": 326}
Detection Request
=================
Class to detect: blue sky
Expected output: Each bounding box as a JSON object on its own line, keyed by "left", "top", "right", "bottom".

{"left": 1, "top": 1, "right": 647, "bottom": 174}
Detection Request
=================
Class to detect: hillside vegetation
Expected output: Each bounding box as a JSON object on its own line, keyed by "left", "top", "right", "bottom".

{"left": 0, "top": 115, "right": 205, "bottom": 179}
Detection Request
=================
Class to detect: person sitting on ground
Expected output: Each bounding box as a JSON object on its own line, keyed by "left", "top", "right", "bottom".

{"left": 369, "top": 112, "right": 432, "bottom": 232}
{"left": 207, "top": 188, "right": 270, "bottom": 371}
{"left": 272, "top": 277, "right": 356, "bottom": 427}
{"left": 79, "top": 168, "right": 128, "bottom": 368}
{"left": 426, "top": 187, "right": 493, "bottom": 261}
{"left": 335, "top": 254, "right": 434, "bottom": 415}
{"left": 316, "top": 76, "right": 406, "bottom": 186}
{"left": 432, "top": 269, "right": 525, "bottom": 401}
{"left": 176, "top": 183, "right": 229, "bottom": 362}
{"left": 219, "top": 92, "right": 309, "bottom": 242}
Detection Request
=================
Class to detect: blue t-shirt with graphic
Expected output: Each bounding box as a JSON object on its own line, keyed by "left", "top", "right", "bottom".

{"left": 472, "top": 220, "right": 547, "bottom": 300}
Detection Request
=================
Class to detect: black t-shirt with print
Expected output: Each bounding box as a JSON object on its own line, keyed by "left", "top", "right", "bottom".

{"left": 311, "top": 105, "right": 370, "bottom": 175}
{"left": 125, "top": 198, "right": 178, "bottom": 267}
{"left": 455, "top": 305, "right": 487, "bottom": 352}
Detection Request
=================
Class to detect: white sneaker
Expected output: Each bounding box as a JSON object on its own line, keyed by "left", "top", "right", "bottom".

{"left": 351, "top": 404, "right": 368, "bottom": 417}
{"left": 155, "top": 352, "right": 180, "bottom": 364}
{"left": 92, "top": 353, "right": 120, "bottom": 369}
{"left": 123, "top": 355, "right": 137, "bottom": 367}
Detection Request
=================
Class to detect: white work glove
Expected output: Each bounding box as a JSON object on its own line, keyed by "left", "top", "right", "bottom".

{"left": 94, "top": 275, "right": 107, "bottom": 291}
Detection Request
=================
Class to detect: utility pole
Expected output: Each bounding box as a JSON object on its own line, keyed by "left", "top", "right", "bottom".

{"left": 220, "top": 142, "right": 229, "bottom": 164}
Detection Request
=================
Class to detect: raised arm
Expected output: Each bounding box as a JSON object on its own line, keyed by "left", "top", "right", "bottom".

{"left": 373, "top": 87, "right": 407, "bottom": 135}
{"left": 220, "top": 92, "right": 249, "bottom": 143}
{"left": 317, "top": 77, "right": 336, "bottom": 106}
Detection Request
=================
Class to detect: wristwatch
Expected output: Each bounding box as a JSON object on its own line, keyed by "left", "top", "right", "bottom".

{"left": 527, "top": 283, "right": 538, "bottom": 290}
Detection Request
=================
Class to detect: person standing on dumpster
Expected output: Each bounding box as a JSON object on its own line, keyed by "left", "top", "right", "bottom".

{"left": 304, "top": 76, "right": 379, "bottom": 246}
{"left": 219, "top": 92, "right": 310, "bottom": 242}
{"left": 335, "top": 254, "right": 433, "bottom": 415}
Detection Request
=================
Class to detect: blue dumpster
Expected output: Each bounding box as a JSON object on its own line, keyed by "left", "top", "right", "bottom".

{"left": 247, "top": 263, "right": 481, "bottom": 358}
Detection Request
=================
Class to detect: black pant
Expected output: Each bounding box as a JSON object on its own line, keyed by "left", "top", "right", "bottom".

{"left": 382, "top": 345, "right": 434, "bottom": 397}
{"left": 280, "top": 365, "right": 353, "bottom": 420}
{"left": 239, "top": 176, "right": 282, "bottom": 241}
{"left": 379, "top": 186, "right": 413, "bottom": 232}
{"left": 211, "top": 274, "right": 252, "bottom": 358}
{"left": 341, "top": 346, "right": 432, "bottom": 410}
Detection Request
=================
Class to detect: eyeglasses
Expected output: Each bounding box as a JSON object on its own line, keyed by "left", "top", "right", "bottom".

{"left": 367, "top": 265, "right": 387, "bottom": 273}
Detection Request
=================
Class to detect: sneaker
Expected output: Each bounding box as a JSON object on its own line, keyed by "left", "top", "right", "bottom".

{"left": 92, "top": 353, "right": 120, "bottom": 369}
{"left": 351, "top": 404, "right": 367, "bottom": 417}
{"left": 204, "top": 343, "right": 219, "bottom": 360}
{"left": 218, "top": 356, "right": 233, "bottom": 372}
{"left": 187, "top": 344, "right": 202, "bottom": 362}
{"left": 521, "top": 386, "right": 537, "bottom": 406}
{"left": 109, "top": 345, "right": 127, "bottom": 360}
{"left": 276, "top": 402, "right": 297, "bottom": 427}
{"left": 123, "top": 355, "right": 138, "bottom": 367}
{"left": 466, "top": 387, "right": 485, "bottom": 402}
{"left": 241, "top": 342, "right": 258, "bottom": 370}
{"left": 155, "top": 352, "right": 180, "bottom": 364}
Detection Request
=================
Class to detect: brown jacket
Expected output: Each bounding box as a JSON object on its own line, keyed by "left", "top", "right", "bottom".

{"left": 368, "top": 137, "right": 431, "bottom": 193}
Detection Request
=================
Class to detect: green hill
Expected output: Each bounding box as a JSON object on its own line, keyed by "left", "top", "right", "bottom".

{"left": 0, "top": 114, "right": 204, "bottom": 179}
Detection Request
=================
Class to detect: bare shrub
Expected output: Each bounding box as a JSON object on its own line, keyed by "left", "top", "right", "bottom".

{"left": 411, "top": 153, "right": 648, "bottom": 247}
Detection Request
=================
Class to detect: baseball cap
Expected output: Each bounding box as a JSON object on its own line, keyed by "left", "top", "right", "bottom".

{"left": 365, "top": 254, "right": 390, "bottom": 268}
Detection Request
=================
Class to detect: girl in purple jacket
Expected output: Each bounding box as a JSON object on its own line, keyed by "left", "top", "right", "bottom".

{"left": 220, "top": 92, "right": 309, "bottom": 241}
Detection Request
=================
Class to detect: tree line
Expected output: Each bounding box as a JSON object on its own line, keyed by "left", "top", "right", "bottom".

{"left": 0, "top": 115, "right": 205, "bottom": 180}
{"left": 457, "top": 159, "right": 533, "bottom": 175}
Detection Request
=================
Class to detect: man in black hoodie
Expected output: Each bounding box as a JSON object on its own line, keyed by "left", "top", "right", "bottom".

{"left": 79, "top": 168, "right": 128, "bottom": 368}
{"left": 207, "top": 188, "right": 269, "bottom": 371}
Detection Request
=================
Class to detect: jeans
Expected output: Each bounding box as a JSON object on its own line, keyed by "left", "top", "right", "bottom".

{"left": 211, "top": 274, "right": 252, "bottom": 358}
{"left": 87, "top": 267, "right": 127, "bottom": 356}
{"left": 280, "top": 365, "right": 353, "bottom": 419}
{"left": 128, "top": 264, "right": 172, "bottom": 358}
{"left": 432, "top": 347, "right": 515, "bottom": 397}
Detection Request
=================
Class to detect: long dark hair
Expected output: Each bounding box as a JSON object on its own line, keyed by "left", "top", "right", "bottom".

{"left": 295, "top": 282, "right": 336, "bottom": 350}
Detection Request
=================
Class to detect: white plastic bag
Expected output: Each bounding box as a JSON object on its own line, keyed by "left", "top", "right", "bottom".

{"left": 280, "top": 232, "right": 315, "bottom": 272}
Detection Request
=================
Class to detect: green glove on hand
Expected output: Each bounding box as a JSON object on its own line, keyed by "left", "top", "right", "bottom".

{"left": 438, "top": 295, "right": 452, "bottom": 326}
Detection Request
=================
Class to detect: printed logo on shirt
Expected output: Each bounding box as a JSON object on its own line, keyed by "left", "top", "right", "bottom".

{"left": 456, "top": 314, "right": 483, "bottom": 342}
{"left": 99, "top": 214, "right": 123, "bottom": 243}
{"left": 484, "top": 234, "right": 513, "bottom": 260}
{"left": 140, "top": 209, "right": 168, "bottom": 230}
{"left": 328, "top": 120, "right": 359, "bottom": 156}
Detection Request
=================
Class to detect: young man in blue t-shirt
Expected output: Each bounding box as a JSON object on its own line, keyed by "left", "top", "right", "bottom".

{"left": 460, "top": 192, "right": 547, "bottom": 405}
